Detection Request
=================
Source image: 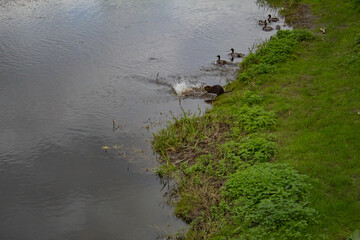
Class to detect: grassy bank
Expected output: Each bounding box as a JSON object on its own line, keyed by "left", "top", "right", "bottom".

{"left": 153, "top": 0, "right": 360, "bottom": 239}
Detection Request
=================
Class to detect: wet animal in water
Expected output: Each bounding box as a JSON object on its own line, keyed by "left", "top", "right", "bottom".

{"left": 229, "top": 48, "right": 245, "bottom": 58}
{"left": 258, "top": 19, "right": 267, "bottom": 25}
{"left": 268, "top": 14, "right": 279, "bottom": 22}
{"left": 204, "top": 85, "right": 234, "bottom": 96}
{"left": 262, "top": 21, "right": 273, "bottom": 31}
{"left": 276, "top": 25, "right": 281, "bottom": 30}
{"left": 216, "top": 55, "right": 228, "bottom": 65}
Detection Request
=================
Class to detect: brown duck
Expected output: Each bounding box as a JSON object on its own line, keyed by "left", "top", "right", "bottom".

{"left": 268, "top": 14, "right": 279, "bottom": 22}
{"left": 262, "top": 21, "right": 273, "bottom": 31}
{"left": 216, "top": 55, "right": 228, "bottom": 65}
{"left": 229, "top": 48, "right": 245, "bottom": 58}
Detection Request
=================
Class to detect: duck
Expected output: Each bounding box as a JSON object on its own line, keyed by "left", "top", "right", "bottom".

{"left": 276, "top": 25, "right": 281, "bottom": 30}
{"left": 262, "top": 21, "right": 273, "bottom": 31}
{"left": 216, "top": 55, "right": 228, "bottom": 65}
{"left": 229, "top": 48, "right": 245, "bottom": 58}
{"left": 258, "top": 19, "right": 267, "bottom": 25}
{"left": 268, "top": 14, "right": 279, "bottom": 22}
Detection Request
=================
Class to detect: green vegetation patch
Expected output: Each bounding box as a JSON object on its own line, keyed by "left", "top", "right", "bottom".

{"left": 152, "top": 28, "right": 319, "bottom": 239}
{"left": 220, "top": 134, "right": 276, "bottom": 164}
{"left": 222, "top": 163, "right": 318, "bottom": 240}
{"left": 240, "top": 29, "right": 314, "bottom": 82}
{"left": 230, "top": 106, "right": 277, "bottom": 134}
{"left": 153, "top": 2, "right": 360, "bottom": 237}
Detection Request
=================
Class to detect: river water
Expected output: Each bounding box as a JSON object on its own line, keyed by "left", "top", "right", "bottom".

{"left": 0, "top": 0, "right": 283, "bottom": 239}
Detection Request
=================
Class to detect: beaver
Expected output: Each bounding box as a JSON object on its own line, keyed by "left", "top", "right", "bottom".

{"left": 204, "top": 85, "right": 234, "bottom": 96}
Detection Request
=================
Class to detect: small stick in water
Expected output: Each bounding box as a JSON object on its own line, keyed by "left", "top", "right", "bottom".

{"left": 113, "top": 120, "right": 120, "bottom": 132}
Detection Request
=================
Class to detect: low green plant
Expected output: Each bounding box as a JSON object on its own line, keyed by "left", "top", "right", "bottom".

{"left": 354, "top": 33, "right": 360, "bottom": 49}
{"left": 276, "top": 29, "right": 314, "bottom": 42}
{"left": 243, "top": 91, "right": 263, "bottom": 106}
{"left": 183, "top": 153, "right": 248, "bottom": 179}
{"left": 183, "top": 154, "right": 215, "bottom": 177}
{"left": 239, "top": 30, "right": 313, "bottom": 84}
{"left": 223, "top": 163, "right": 318, "bottom": 239}
{"left": 353, "top": 0, "right": 360, "bottom": 9}
{"left": 155, "top": 161, "right": 177, "bottom": 178}
{"left": 343, "top": 33, "right": 360, "bottom": 70}
{"left": 240, "top": 52, "right": 258, "bottom": 70}
{"left": 230, "top": 106, "right": 277, "bottom": 134}
{"left": 220, "top": 134, "right": 276, "bottom": 163}
{"left": 239, "top": 63, "right": 276, "bottom": 81}
{"left": 152, "top": 110, "right": 214, "bottom": 157}
{"left": 256, "top": 39, "right": 297, "bottom": 64}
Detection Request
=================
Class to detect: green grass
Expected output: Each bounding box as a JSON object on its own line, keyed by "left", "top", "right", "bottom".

{"left": 250, "top": 2, "right": 360, "bottom": 237}
{"left": 222, "top": 163, "right": 318, "bottom": 240}
{"left": 152, "top": 0, "right": 360, "bottom": 238}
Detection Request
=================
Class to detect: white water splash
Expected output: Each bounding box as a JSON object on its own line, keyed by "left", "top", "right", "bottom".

{"left": 172, "top": 76, "right": 202, "bottom": 96}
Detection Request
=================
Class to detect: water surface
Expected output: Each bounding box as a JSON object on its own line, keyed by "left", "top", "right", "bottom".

{"left": 0, "top": 0, "right": 285, "bottom": 239}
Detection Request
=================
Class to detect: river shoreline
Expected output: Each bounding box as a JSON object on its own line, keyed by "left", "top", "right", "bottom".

{"left": 152, "top": 0, "right": 360, "bottom": 239}
{"left": 0, "top": 0, "right": 278, "bottom": 239}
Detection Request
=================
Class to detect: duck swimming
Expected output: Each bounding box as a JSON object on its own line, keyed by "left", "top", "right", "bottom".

{"left": 216, "top": 55, "right": 228, "bottom": 65}
{"left": 268, "top": 14, "right": 279, "bottom": 22}
{"left": 229, "top": 48, "right": 245, "bottom": 58}
{"left": 262, "top": 21, "right": 273, "bottom": 31}
{"left": 276, "top": 25, "right": 281, "bottom": 30}
{"left": 258, "top": 19, "right": 267, "bottom": 25}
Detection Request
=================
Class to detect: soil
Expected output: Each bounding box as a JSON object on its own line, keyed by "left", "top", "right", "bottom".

{"left": 283, "top": 4, "right": 316, "bottom": 29}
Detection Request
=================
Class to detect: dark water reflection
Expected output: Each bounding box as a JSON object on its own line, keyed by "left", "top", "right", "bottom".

{"left": 0, "top": 0, "right": 286, "bottom": 239}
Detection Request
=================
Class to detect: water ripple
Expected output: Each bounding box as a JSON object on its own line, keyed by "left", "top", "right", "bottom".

{"left": 0, "top": 0, "right": 287, "bottom": 239}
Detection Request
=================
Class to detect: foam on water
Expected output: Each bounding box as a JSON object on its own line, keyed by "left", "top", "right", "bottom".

{"left": 172, "top": 76, "right": 202, "bottom": 96}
